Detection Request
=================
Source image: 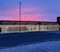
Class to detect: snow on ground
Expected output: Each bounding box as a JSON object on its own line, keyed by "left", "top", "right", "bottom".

{"left": 0, "top": 41, "right": 60, "bottom": 52}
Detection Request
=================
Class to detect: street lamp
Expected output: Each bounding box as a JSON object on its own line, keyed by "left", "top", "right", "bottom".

{"left": 19, "top": 2, "right": 21, "bottom": 32}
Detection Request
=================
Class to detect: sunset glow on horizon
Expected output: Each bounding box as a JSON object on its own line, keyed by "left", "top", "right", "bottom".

{"left": 0, "top": 0, "right": 60, "bottom": 22}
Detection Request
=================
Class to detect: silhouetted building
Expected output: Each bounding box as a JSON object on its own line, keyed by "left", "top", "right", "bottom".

{"left": 57, "top": 17, "right": 60, "bottom": 25}
{"left": 57, "top": 17, "right": 60, "bottom": 30}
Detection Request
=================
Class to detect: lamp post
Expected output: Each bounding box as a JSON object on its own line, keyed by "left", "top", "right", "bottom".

{"left": 19, "top": 2, "right": 21, "bottom": 32}
{"left": 19, "top": 2, "right": 21, "bottom": 21}
{"left": 38, "top": 22, "right": 41, "bottom": 31}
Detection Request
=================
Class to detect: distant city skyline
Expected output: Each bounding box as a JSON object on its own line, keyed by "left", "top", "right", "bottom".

{"left": 0, "top": 0, "right": 60, "bottom": 22}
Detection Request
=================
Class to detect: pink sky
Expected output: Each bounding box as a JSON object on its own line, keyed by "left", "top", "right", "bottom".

{"left": 0, "top": 0, "right": 60, "bottom": 22}
{"left": 0, "top": 6, "right": 56, "bottom": 22}
{"left": 0, "top": 7, "right": 44, "bottom": 21}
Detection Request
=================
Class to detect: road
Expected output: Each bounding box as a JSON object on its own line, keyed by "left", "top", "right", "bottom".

{"left": 0, "top": 30, "right": 60, "bottom": 48}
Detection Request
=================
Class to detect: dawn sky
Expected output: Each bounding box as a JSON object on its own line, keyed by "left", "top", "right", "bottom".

{"left": 0, "top": 0, "right": 60, "bottom": 22}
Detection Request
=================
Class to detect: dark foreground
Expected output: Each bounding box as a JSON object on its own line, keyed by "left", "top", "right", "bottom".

{"left": 0, "top": 31, "right": 60, "bottom": 52}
